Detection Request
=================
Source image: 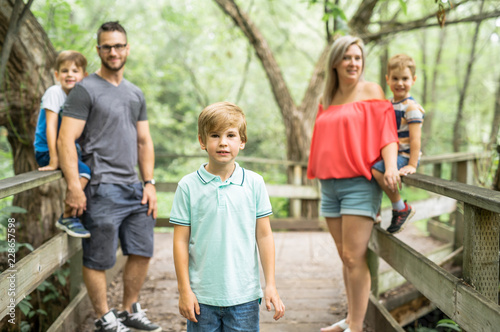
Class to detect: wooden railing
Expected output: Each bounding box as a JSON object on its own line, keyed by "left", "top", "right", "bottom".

{"left": 0, "top": 151, "right": 498, "bottom": 331}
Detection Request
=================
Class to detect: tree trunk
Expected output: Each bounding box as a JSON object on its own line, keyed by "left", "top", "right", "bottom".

{"left": 487, "top": 72, "right": 500, "bottom": 151}
{"left": 1, "top": 0, "right": 64, "bottom": 247}
{"left": 421, "top": 27, "right": 447, "bottom": 151}
{"left": 453, "top": 1, "right": 484, "bottom": 152}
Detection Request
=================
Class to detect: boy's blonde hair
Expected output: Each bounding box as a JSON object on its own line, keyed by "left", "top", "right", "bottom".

{"left": 322, "top": 35, "right": 365, "bottom": 108}
{"left": 387, "top": 54, "right": 416, "bottom": 77}
{"left": 55, "top": 50, "right": 87, "bottom": 72}
{"left": 198, "top": 102, "right": 247, "bottom": 144}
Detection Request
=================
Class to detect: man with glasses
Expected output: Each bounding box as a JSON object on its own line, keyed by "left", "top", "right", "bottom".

{"left": 58, "top": 21, "right": 161, "bottom": 332}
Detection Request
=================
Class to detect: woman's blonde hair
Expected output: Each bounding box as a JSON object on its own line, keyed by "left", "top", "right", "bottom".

{"left": 322, "top": 35, "right": 365, "bottom": 108}
{"left": 198, "top": 102, "right": 247, "bottom": 145}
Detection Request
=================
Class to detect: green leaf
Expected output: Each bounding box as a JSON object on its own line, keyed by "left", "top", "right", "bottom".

{"left": 20, "top": 321, "right": 31, "bottom": 332}
{"left": 436, "top": 319, "right": 461, "bottom": 331}
{"left": 17, "top": 298, "right": 33, "bottom": 316}
{"left": 37, "top": 309, "right": 48, "bottom": 316}
{"left": 398, "top": 0, "right": 408, "bottom": 15}
{"left": 42, "top": 294, "right": 56, "bottom": 303}
{"left": 0, "top": 206, "right": 27, "bottom": 215}
{"left": 57, "top": 272, "right": 67, "bottom": 286}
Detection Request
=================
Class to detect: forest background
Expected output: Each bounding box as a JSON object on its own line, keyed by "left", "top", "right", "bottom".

{"left": 1, "top": 0, "right": 500, "bottom": 236}
{"left": 1, "top": 0, "right": 500, "bottom": 330}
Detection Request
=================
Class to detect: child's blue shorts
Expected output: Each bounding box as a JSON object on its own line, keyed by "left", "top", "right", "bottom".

{"left": 372, "top": 155, "right": 419, "bottom": 173}
{"left": 35, "top": 143, "right": 91, "bottom": 179}
{"left": 319, "top": 176, "right": 382, "bottom": 221}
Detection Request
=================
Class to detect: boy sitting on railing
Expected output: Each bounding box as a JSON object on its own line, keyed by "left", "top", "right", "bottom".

{"left": 33, "top": 51, "right": 90, "bottom": 238}
{"left": 372, "top": 54, "right": 425, "bottom": 234}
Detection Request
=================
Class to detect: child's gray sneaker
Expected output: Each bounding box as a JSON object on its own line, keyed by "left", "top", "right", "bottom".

{"left": 94, "top": 310, "right": 130, "bottom": 332}
{"left": 118, "top": 302, "right": 162, "bottom": 332}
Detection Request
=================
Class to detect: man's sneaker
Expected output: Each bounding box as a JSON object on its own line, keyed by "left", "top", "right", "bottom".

{"left": 387, "top": 201, "right": 415, "bottom": 234}
{"left": 118, "top": 302, "right": 162, "bottom": 332}
{"left": 55, "top": 215, "right": 91, "bottom": 238}
{"left": 95, "top": 310, "right": 130, "bottom": 332}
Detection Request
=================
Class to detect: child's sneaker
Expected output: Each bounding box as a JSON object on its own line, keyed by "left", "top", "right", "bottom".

{"left": 118, "top": 302, "right": 162, "bottom": 332}
{"left": 55, "top": 215, "right": 91, "bottom": 238}
{"left": 387, "top": 201, "right": 415, "bottom": 234}
{"left": 95, "top": 310, "right": 130, "bottom": 332}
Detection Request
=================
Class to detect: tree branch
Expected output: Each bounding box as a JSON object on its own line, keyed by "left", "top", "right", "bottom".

{"left": 0, "top": 0, "right": 34, "bottom": 89}
{"left": 363, "top": 8, "right": 500, "bottom": 42}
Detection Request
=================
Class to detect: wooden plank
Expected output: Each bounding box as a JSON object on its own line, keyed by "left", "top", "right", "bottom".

{"left": 0, "top": 233, "right": 81, "bottom": 320}
{"left": 365, "top": 293, "right": 405, "bottom": 332}
{"left": 154, "top": 154, "right": 308, "bottom": 166}
{"left": 0, "top": 170, "right": 62, "bottom": 199}
{"left": 420, "top": 152, "right": 489, "bottom": 165}
{"left": 427, "top": 219, "right": 454, "bottom": 243}
{"left": 155, "top": 217, "right": 325, "bottom": 231}
{"left": 155, "top": 182, "right": 320, "bottom": 200}
{"left": 369, "top": 226, "right": 500, "bottom": 331}
{"left": 47, "top": 249, "right": 126, "bottom": 332}
{"left": 378, "top": 243, "right": 453, "bottom": 294}
{"left": 463, "top": 204, "right": 500, "bottom": 302}
{"left": 402, "top": 173, "right": 500, "bottom": 213}
{"left": 266, "top": 184, "right": 319, "bottom": 199}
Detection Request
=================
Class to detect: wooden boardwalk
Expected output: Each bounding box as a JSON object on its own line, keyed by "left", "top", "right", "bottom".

{"left": 77, "top": 226, "right": 445, "bottom": 331}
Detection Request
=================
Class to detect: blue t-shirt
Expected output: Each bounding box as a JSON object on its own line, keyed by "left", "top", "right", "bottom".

{"left": 170, "top": 162, "right": 273, "bottom": 306}
{"left": 34, "top": 85, "right": 66, "bottom": 152}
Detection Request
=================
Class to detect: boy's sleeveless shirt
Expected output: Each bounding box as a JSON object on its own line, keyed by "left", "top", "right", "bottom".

{"left": 307, "top": 99, "right": 398, "bottom": 180}
{"left": 392, "top": 96, "right": 425, "bottom": 157}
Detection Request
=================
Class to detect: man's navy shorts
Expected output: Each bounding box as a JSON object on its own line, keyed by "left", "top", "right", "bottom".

{"left": 82, "top": 183, "right": 156, "bottom": 270}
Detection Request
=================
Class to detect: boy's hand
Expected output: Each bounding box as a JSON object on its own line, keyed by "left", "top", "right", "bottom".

{"left": 399, "top": 165, "right": 416, "bottom": 176}
{"left": 38, "top": 159, "right": 59, "bottom": 171}
{"left": 179, "top": 290, "right": 200, "bottom": 323}
{"left": 264, "top": 285, "right": 285, "bottom": 321}
{"left": 383, "top": 168, "right": 402, "bottom": 192}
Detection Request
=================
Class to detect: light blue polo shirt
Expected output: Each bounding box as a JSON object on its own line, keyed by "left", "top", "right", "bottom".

{"left": 170, "top": 162, "right": 273, "bottom": 307}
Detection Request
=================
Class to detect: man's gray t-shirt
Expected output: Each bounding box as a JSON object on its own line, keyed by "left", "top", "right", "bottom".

{"left": 63, "top": 73, "right": 147, "bottom": 185}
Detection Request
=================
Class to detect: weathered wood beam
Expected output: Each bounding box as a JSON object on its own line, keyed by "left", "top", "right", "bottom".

{"left": 369, "top": 226, "right": 500, "bottom": 332}
{"left": 402, "top": 173, "right": 500, "bottom": 214}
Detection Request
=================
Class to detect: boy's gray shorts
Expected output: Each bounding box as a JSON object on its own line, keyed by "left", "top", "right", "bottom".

{"left": 82, "top": 183, "right": 156, "bottom": 270}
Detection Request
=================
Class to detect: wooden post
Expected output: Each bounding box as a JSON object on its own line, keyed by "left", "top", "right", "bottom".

{"left": 290, "top": 164, "right": 302, "bottom": 218}
{"left": 453, "top": 161, "right": 468, "bottom": 251}
{"left": 433, "top": 163, "right": 442, "bottom": 178}
{"left": 69, "top": 246, "right": 83, "bottom": 300}
{"left": 367, "top": 248, "right": 379, "bottom": 297}
{"left": 463, "top": 203, "right": 500, "bottom": 303}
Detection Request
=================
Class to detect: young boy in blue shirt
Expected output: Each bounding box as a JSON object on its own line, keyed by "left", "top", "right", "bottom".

{"left": 34, "top": 50, "right": 91, "bottom": 238}
{"left": 171, "top": 102, "right": 285, "bottom": 331}
{"left": 372, "top": 54, "right": 425, "bottom": 234}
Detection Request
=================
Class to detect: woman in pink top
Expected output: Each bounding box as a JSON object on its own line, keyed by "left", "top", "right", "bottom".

{"left": 307, "top": 36, "right": 400, "bottom": 332}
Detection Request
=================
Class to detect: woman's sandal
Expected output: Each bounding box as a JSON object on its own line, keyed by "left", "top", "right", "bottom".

{"left": 321, "top": 318, "right": 349, "bottom": 331}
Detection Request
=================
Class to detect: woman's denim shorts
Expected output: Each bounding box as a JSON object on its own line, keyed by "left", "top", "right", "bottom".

{"left": 319, "top": 177, "right": 382, "bottom": 221}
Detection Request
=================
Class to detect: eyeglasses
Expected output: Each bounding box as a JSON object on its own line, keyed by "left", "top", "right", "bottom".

{"left": 97, "top": 43, "right": 127, "bottom": 53}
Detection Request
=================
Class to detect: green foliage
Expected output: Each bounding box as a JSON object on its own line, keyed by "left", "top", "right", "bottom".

{"left": 0, "top": 206, "right": 33, "bottom": 253}
{"left": 436, "top": 319, "right": 462, "bottom": 331}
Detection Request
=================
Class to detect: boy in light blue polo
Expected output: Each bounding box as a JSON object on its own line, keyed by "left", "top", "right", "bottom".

{"left": 171, "top": 102, "right": 285, "bottom": 331}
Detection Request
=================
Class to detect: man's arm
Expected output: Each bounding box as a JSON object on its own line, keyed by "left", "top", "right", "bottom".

{"left": 39, "top": 110, "right": 59, "bottom": 171}
{"left": 173, "top": 225, "right": 200, "bottom": 322}
{"left": 57, "top": 116, "right": 86, "bottom": 216}
{"left": 256, "top": 217, "right": 285, "bottom": 321}
{"left": 137, "top": 120, "right": 157, "bottom": 219}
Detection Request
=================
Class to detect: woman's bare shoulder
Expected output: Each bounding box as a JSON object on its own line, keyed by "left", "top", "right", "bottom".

{"left": 360, "top": 81, "right": 385, "bottom": 100}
